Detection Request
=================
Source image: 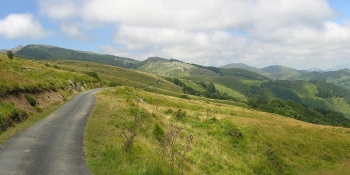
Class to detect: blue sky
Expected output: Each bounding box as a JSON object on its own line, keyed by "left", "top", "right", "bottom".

{"left": 1, "top": 0, "right": 350, "bottom": 70}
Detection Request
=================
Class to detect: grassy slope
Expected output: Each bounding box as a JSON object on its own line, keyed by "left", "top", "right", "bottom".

{"left": 51, "top": 60, "right": 183, "bottom": 96}
{"left": 183, "top": 75, "right": 262, "bottom": 102}
{"left": 179, "top": 78, "right": 247, "bottom": 102}
{"left": 183, "top": 74, "right": 350, "bottom": 117}
{"left": 0, "top": 54, "right": 98, "bottom": 96}
{"left": 137, "top": 57, "right": 220, "bottom": 77}
{"left": 16, "top": 44, "right": 139, "bottom": 68}
{"left": 137, "top": 60, "right": 194, "bottom": 77}
{"left": 85, "top": 87, "right": 350, "bottom": 175}
{"left": 292, "top": 82, "right": 350, "bottom": 117}
{"left": 2, "top": 53, "right": 350, "bottom": 174}
{"left": 0, "top": 54, "right": 100, "bottom": 140}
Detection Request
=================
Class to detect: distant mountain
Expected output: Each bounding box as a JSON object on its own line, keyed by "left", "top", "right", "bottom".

{"left": 261, "top": 65, "right": 301, "bottom": 73}
{"left": 296, "top": 69, "right": 350, "bottom": 90}
{"left": 327, "top": 63, "right": 350, "bottom": 71}
{"left": 0, "top": 45, "right": 24, "bottom": 54}
{"left": 11, "top": 45, "right": 24, "bottom": 53}
{"left": 308, "top": 68, "right": 324, "bottom": 73}
{"left": 221, "top": 63, "right": 310, "bottom": 80}
{"left": 0, "top": 49, "right": 7, "bottom": 54}
{"left": 220, "top": 63, "right": 263, "bottom": 74}
{"left": 219, "top": 68, "right": 270, "bottom": 80}
{"left": 299, "top": 69, "right": 350, "bottom": 81}
{"left": 137, "top": 57, "right": 221, "bottom": 77}
{"left": 259, "top": 65, "right": 307, "bottom": 79}
{"left": 15, "top": 44, "right": 139, "bottom": 69}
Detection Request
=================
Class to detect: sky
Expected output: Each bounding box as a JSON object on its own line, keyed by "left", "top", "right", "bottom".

{"left": 0, "top": 0, "right": 350, "bottom": 70}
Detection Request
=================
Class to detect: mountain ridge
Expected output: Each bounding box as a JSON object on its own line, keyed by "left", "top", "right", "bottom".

{"left": 15, "top": 44, "right": 140, "bottom": 69}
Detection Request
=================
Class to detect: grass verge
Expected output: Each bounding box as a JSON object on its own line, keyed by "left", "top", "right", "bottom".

{"left": 0, "top": 103, "right": 63, "bottom": 144}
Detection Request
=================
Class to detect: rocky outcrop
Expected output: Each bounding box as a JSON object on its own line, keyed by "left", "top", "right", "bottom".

{"left": 67, "top": 80, "right": 86, "bottom": 92}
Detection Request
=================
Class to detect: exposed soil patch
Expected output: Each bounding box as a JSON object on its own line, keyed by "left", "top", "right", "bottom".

{"left": 0, "top": 90, "right": 65, "bottom": 115}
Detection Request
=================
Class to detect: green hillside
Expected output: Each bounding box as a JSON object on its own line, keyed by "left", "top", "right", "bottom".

{"left": 260, "top": 65, "right": 307, "bottom": 79}
{"left": 0, "top": 53, "right": 101, "bottom": 134}
{"left": 16, "top": 44, "right": 139, "bottom": 69}
{"left": 296, "top": 69, "right": 350, "bottom": 90}
{"left": 50, "top": 60, "right": 183, "bottom": 97}
{"left": 137, "top": 57, "right": 221, "bottom": 77}
{"left": 85, "top": 86, "right": 350, "bottom": 175}
{"left": 219, "top": 68, "right": 270, "bottom": 80}
{"left": 220, "top": 63, "right": 264, "bottom": 74}
{"left": 1, "top": 47, "right": 350, "bottom": 174}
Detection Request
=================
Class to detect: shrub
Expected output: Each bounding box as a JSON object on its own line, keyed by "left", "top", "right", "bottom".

{"left": 108, "top": 81, "right": 121, "bottom": 87}
{"left": 0, "top": 102, "right": 28, "bottom": 132}
{"left": 84, "top": 71, "right": 100, "bottom": 81}
{"left": 11, "top": 84, "right": 21, "bottom": 95}
{"left": 25, "top": 94, "right": 37, "bottom": 106}
{"left": 35, "top": 106, "right": 43, "bottom": 113}
{"left": 174, "top": 109, "right": 186, "bottom": 120}
{"left": 180, "top": 95, "right": 190, "bottom": 99}
{"left": 164, "top": 109, "right": 173, "bottom": 115}
{"left": 10, "top": 110, "right": 28, "bottom": 123}
{"left": 153, "top": 124, "right": 165, "bottom": 142}
{"left": 158, "top": 124, "right": 193, "bottom": 175}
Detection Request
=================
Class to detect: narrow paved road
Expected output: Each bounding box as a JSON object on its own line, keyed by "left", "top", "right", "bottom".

{"left": 0, "top": 89, "right": 102, "bottom": 175}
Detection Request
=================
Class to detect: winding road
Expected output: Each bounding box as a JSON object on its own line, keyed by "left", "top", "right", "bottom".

{"left": 0, "top": 89, "right": 102, "bottom": 175}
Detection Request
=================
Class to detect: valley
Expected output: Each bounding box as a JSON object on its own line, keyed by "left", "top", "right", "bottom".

{"left": 1, "top": 45, "right": 350, "bottom": 174}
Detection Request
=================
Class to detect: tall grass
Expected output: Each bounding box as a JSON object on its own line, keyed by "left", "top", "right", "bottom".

{"left": 0, "top": 54, "right": 100, "bottom": 96}
{"left": 85, "top": 87, "right": 350, "bottom": 174}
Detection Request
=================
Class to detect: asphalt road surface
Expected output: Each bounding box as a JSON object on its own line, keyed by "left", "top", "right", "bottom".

{"left": 0, "top": 89, "right": 102, "bottom": 175}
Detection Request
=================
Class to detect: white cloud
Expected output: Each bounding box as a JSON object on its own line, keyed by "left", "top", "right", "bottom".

{"left": 60, "top": 24, "right": 90, "bottom": 40}
{"left": 101, "top": 25, "right": 247, "bottom": 66}
{"left": 80, "top": 0, "right": 337, "bottom": 30}
{"left": 39, "top": 1, "right": 78, "bottom": 20}
{"left": 38, "top": 0, "right": 350, "bottom": 69}
{"left": 0, "top": 13, "right": 53, "bottom": 39}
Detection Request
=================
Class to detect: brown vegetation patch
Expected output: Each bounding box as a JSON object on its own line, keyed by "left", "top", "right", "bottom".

{"left": 0, "top": 90, "right": 64, "bottom": 114}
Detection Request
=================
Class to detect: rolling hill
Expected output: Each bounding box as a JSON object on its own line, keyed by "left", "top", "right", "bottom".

{"left": 221, "top": 63, "right": 308, "bottom": 80}
{"left": 1, "top": 49, "right": 350, "bottom": 174}
{"left": 15, "top": 44, "right": 139, "bottom": 69}
{"left": 220, "top": 63, "right": 264, "bottom": 74}
{"left": 137, "top": 57, "right": 221, "bottom": 77}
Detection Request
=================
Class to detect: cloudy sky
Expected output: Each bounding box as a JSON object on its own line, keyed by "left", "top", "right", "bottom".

{"left": 0, "top": 0, "right": 349, "bottom": 70}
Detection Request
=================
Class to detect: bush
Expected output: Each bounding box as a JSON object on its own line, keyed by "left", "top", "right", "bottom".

{"left": 84, "top": 71, "right": 100, "bottom": 81}
{"left": 174, "top": 109, "right": 186, "bottom": 121}
{"left": 180, "top": 95, "right": 190, "bottom": 99}
{"left": 153, "top": 124, "right": 165, "bottom": 142}
{"left": 164, "top": 109, "right": 173, "bottom": 115}
{"left": 25, "top": 94, "right": 37, "bottom": 106}
{"left": 35, "top": 106, "right": 43, "bottom": 113}
{"left": 0, "top": 102, "right": 28, "bottom": 132}
{"left": 108, "top": 81, "right": 121, "bottom": 87}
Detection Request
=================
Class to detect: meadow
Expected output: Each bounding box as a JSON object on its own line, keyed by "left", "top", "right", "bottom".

{"left": 85, "top": 87, "right": 350, "bottom": 175}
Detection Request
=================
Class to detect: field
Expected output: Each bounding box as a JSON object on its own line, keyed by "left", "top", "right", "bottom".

{"left": 85, "top": 87, "right": 350, "bottom": 175}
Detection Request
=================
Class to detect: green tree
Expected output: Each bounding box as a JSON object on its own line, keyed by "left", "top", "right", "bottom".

{"left": 207, "top": 82, "right": 216, "bottom": 93}
{"left": 6, "top": 51, "right": 14, "bottom": 60}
